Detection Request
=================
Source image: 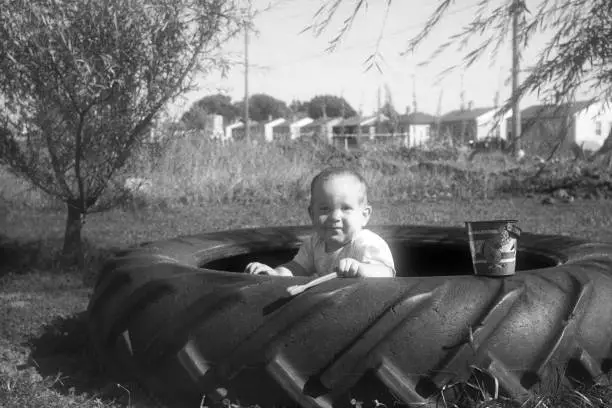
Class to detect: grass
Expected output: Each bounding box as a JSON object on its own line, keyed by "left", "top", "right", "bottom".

{"left": 2, "top": 137, "right": 612, "bottom": 407}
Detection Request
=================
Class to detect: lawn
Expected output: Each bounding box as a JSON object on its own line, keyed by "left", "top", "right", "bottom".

{"left": 2, "top": 135, "right": 612, "bottom": 407}
{"left": 2, "top": 197, "right": 612, "bottom": 408}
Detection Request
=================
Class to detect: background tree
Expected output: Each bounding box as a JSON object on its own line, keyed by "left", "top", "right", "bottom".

{"left": 233, "top": 93, "right": 290, "bottom": 122}
{"left": 380, "top": 101, "right": 398, "bottom": 119}
{"left": 181, "top": 94, "right": 239, "bottom": 129}
{"left": 289, "top": 99, "right": 310, "bottom": 116}
{"left": 0, "top": 0, "right": 244, "bottom": 265}
{"left": 380, "top": 100, "right": 400, "bottom": 134}
{"left": 307, "top": 94, "right": 356, "bottom": 119}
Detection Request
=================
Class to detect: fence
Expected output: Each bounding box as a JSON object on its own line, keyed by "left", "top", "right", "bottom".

{"left": 332, "top": 133, "right": 416, "bottom": 150}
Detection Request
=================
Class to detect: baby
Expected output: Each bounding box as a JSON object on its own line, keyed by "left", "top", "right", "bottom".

{"left": 245, "top": 167, "right": 395, "bottom": 278}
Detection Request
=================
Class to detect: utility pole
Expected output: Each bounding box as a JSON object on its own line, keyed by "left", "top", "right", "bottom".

{"left": 376, "top": 84, "right": 381, "bottom": 133}
{"left": 244, "top": 7, "right": 250, "bottom": 143}
{"left": 412, "top": 74, "right": 418, "bottom": 113}
{"left": 511, "top": 0, "right": 522, "bottom": 156}
{"left": 460, "top": 74, "right": 466, "bottom": 111}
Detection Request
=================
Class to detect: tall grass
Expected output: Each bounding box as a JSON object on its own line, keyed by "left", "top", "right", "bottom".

{"left": 1, "top": 131, "right": 521, "bottom": 212}
{"left": 147, "top": 136, "right": 316, "bottom": 205}
{"left": 120, "top": 133, "right": 506, "bottom": 208}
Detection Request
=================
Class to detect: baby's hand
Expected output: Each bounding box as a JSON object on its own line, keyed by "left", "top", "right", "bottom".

{"left": 335, "top": 258, "right": 364, "bottom": 278}
{"left": 245, "top": 262, "right": 277, "bottom": 275}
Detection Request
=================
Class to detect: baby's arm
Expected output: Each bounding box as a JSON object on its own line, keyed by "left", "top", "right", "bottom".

{"left": 336, "top": 258, "right": 394, "bottom": 278}
{"left": 336, "top": 232, "right": 396, "bottom": 278}
{"left": 245, "top": 260, "right": 309, "bottom": 277}
{"left": 245, "top": 236, "right": 314, "bottom": 277}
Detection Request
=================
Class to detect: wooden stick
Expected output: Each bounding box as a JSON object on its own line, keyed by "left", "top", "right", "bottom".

{"left": 286, "top": 272, "right": 338, "bottom": 296}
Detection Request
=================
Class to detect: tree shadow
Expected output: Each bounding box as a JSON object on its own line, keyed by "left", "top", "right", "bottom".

{"left": 0, "top": 233, "right": 118, "bottom": 286}
{"left": 25, "top": 311, "right": 160, "bottom": 406}
{"left": 0, "top": 234, "right": 61, "bottom": 278}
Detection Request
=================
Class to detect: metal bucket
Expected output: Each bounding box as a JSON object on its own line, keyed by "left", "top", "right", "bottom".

{"left": 465, "top": 219, "right": 521, "bottom": 277}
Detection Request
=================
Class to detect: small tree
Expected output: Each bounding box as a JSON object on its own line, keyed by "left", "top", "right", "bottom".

{"left": 182, "top": 93, "right": 240, "bottom": 128}
{"left": 233, "top": 93, "right": 290, "bottom": 122}
{"left": 0, "top": 0, "right": 245, "bottom": 265}
{"left": 308, "top": 95, "right": 356, "bottom": 119}
{"left": 289, "top": 99, "right": 310, "bottom": 116}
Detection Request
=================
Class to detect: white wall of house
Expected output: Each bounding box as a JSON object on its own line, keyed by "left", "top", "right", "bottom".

{"left": 207, "top": 114, "right": 225, "bottom": 140}
{"left": 264, "top": 118, "right": 285, "bottom": 142}
{"left": 476, "top": 109, "right": 512, "bottom": 141}
{"left": 574, "top": 102, "right": 612, "bottom": 151}
{"left": 225, "top": 122, "right": 242, "bottom": 140}
{"left": 290, "top": 117, "right": 314, "bottom": 139}
{"left": 323, "top": 118, "right": 343, "bottom": 143}
{"left": 408, "top": 124, "right": 430, "bottom": 147}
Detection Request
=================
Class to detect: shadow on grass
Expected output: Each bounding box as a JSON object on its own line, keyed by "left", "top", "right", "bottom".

{"left": 0, "top": 234, "right": 61, "bottom": 277}
{"left": 25, "top": 311, "right": 159, "bottom": 407}
{"left": 0, "top": 233, "right": 117, "bottom": 286}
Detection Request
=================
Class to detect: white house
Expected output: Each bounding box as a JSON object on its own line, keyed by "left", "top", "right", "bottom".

{"left": 263, "top": 116, "right": 313, "bottom": 141}
{"left": 517, "top": 101, "right": 612, "bottom": 154}
{"left": 332, "top": 114, "right": 390, "bottom": 137}
{"left": 225, "top": 121, "right": 243, "bottom": 141}
{"left": 575, "top": 102, "right": 612, "bottom": 150}
{"left": 440, "top": 107, "right": 512, "bottom": 144}
{"left": 300, "top": 117, "right": 343, "bottom": 143}
{"left": 289, "top": 117, "right": 314, "bottom": 139}
{"left": 263, "top": 117, "right": 286, "bottom": 142}
{"left": 207, "top": 114, "right": 225, "bottom": 140}
{"left": 397, "top": 112, "right": 437, "bottom": 147}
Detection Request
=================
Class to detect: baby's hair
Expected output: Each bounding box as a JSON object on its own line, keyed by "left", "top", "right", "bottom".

{"left": 310, "top": 167, "right": 369, "bottom": 205}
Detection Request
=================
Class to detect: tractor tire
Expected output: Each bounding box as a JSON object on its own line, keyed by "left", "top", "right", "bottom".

{"left": 87, "top": 225, "right": 612, "bottom": 408}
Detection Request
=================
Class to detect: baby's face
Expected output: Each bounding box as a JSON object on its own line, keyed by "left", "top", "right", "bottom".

{"left": 309, "top": 174, "right": 372, "bottom": 251}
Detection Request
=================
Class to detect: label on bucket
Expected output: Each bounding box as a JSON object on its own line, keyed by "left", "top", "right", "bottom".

{"left": 466, "top": 221, "right": 520, "bottom": 277}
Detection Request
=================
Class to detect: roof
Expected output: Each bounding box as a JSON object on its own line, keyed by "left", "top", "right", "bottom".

{"left": 263, "top": 118, "right": 286, "bottom": 126}
{"left": 440, "top": 107, "right": 495, "bottom": 122}
{"left": 398, "top": 111, "right": 437, "bottom": 125}
{"left": 520, "top": 101, "right": 592, "bottom": 120}
{"left": 336, "top": 116, "right": 365, "bottom": 127}
{"left": 273, "top": 118, "right": 299, "bottom": 127}
{"left": 233, "top": 119, "right": 259, "bottom": 128}
{"left": 335, "top": 114, "right": 389, "bottom": 127}
{"left": 301, "top": 117, "right": 342, "bottom": 129}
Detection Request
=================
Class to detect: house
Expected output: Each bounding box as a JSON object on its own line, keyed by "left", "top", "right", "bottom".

{"left": 205, "top": 114, "right": 225, "bottom": 141}
{"left": 225, "top": 121, "right": 243, "bottom": 141}
{"left": 439, "top": 107, "right": 511, "bottom": 145}
{"left": 270, "top": 116, "right": 313, "bottom": 141}
{"left": 299, "top": 117, "right": 343, "bottom": 143}
{"left": 226, "top": 119, "right": 264, "bottom": 142}
{"left": 516, "top": 101, "right": 612, "bottom": 155}
{"left": 397, "top": 111, "right": 438, "bottom": 147}
{"left": 263, "top": 117, "right": 286, "bottom": 142}
{"left": 332, "top": 114, "right": 390, "bottom": 136}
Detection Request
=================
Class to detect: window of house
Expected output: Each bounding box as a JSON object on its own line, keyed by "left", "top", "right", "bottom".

{"left": 596, "top": 121, "right": 602, "bottom": 136}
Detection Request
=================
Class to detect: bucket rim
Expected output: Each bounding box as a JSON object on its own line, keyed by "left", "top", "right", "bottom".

{"left": 464, "top": 219, "right": 519, "bottom": 225}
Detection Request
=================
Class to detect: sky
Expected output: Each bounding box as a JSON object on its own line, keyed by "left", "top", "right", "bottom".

{"left": 167, "top": 0, "right": 558, "bottom": 120}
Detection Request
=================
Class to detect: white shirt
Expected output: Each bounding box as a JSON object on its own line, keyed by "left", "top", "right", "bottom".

{"left": 292, "top": 229, "right": 396, "bottom": 276}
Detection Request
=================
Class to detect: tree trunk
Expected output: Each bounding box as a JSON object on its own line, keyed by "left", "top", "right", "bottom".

{"left": 62, "top": 201, "right": 84, "bottom": 268}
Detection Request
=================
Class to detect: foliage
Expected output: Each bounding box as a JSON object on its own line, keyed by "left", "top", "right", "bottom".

{"left": 311, "top": 0, "right": 612, "bottom": 112}
{"left": 0, "top": 0, "right": 245, "bottom": 264}
{"left": 180, "top": 93, "right": 240, "bottom": 129}
{"left": 179, "top": 104, "right": 212, "bottom": 131}
{"left": 289, "top": 98, "right": 310, "bottom": 116}
{"left": 379, "top": 100, "right": 400, "bottom": 133}
{"left": 233, "top": 93, "right": 290, "bottom": 122}
{"left": 308, "top": 94, "right": 357, "bottom": 119}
